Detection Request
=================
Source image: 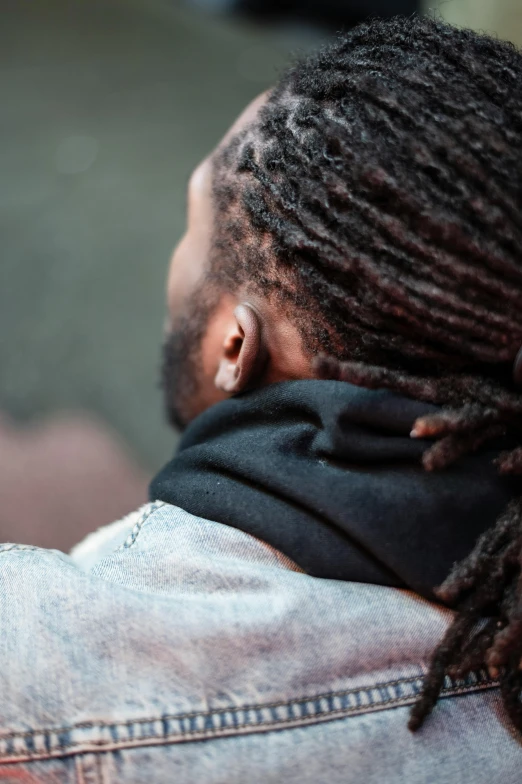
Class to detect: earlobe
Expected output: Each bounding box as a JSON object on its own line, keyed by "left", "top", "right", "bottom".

{"left": 214, "top": 303, "right": 267, "bottom": 394}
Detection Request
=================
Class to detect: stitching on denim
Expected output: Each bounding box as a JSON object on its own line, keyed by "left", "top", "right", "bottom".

{"left": 0, "top": 544, "right": 41, "bottom": 553}
{"left": 0, "top": 671, "right": 499, "bottom": 758}
{"left": 0, "top": 677, "right": 420, "bottom": 741}
{"left": 0, "top": 671, "right": 495, "bottom": 740}
{"left": 46, "top": 682, "right": 501, "bottom": 747}
{"left": 0, "top": 503, "right": 166, "bottom": 557}
{"left": 116, "top": 501, "right": 166, "bottom": 551}
{"left": 0, "top": 680, "right": 499, "bottom": 759}
{"left": 0, "top": 670, "right": 499, "bottom": 741}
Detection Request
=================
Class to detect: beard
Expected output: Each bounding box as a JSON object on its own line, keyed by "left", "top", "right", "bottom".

{"left": 160, "top": 286, "right": 218, "bottom": 432}
{"left": 160, "top": 324, "right": 201, "bottom": 432}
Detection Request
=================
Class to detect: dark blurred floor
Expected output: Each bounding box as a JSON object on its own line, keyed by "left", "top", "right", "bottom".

{"left": 0, "top": 0, "right": 317, "bottom": 474}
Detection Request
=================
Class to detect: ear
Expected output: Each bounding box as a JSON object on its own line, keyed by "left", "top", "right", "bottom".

{"left": 214, "top": 303, "right": 267, "bottom": 394}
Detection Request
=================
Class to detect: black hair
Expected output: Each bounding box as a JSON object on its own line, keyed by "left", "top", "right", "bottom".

{"left": 211, "top": 15, "right": 522, "bottom": 732}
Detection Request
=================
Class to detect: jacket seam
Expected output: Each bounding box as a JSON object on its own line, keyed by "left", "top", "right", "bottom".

{"left": 115, "top": 501, "right": 165, "bottom": 551}
{"left": 0, "top": 502, "right": 167, "bottom": 557}
{"left": 0, "top": 674, "right": 434, "bottom": 738}
{"left": 0, "top": 544, "right": 42, "bottom": 553}
{"left": 0, "top": 671, "right": 499, "bottom": 761}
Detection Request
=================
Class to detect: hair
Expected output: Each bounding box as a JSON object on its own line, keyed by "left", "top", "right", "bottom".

{"left": 210, "top": 15, "right": 522, "bottom": 732}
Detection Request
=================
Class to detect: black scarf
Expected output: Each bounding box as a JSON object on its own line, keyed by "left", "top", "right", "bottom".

{"left": 150, "top": 380, "right": 518, "bottom": 601}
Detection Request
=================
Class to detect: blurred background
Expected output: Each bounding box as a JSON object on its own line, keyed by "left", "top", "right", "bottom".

{"left": 1, "top": 0, "right": 521, "bottom": 550}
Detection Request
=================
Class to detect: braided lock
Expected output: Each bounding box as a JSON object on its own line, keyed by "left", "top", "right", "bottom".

{"left": 211, "top": 16, "right": 522, "bottom": 732}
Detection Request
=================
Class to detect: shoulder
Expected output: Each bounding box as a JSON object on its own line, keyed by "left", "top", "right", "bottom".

{"left": 0, "top": 503, "right": 497, "bottom": 772}
{"left": 69, "top": 501, "right": 166, "bottom": 571}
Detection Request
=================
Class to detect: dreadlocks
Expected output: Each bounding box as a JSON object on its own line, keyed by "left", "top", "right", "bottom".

{"left": 210, "top": 15, "right": 522, "bottom": 732}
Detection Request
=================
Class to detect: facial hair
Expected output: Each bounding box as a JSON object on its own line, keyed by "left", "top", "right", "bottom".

{"left": 160, "top": 287, "right": 217, "bottom": 432}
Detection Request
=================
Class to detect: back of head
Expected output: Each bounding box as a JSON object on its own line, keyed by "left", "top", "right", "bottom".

{"left": 214, "top": 16, "right": 522, "bottom": 375}
{"left": 212, "top": 16, "right": 522, "bottom": 732}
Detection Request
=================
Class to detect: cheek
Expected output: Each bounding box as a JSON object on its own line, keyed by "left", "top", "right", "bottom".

{"left": 167, "top": 233, "right": 205, "bottom": 323}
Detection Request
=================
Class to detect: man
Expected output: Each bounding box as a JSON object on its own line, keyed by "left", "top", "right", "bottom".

{"left": 1, "top": 15, "right": 522, "bottom": 782}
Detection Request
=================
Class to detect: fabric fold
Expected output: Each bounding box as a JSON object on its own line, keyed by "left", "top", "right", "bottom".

{"left": 151, "top": 380, "right": 518, "bottom": 600}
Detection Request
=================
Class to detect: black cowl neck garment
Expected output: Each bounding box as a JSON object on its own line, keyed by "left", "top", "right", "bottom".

{"left": 150, "top": 380, "right": 519, "bottom": 602}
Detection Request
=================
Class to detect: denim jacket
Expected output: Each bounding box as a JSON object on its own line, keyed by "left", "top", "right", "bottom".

{"left": 0, "top": 501, "right": 520, "bottom": 782}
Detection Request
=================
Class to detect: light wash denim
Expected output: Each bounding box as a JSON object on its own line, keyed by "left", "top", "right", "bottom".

{"left": 0, "top": 501, "right": 520, "bottom": 782}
